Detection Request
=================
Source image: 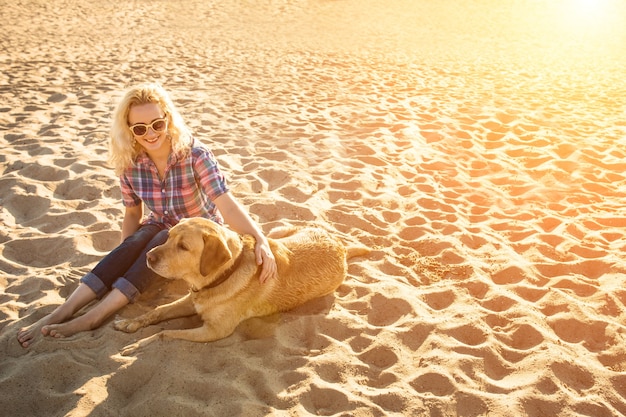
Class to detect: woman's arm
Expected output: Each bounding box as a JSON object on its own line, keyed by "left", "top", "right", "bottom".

{"left": 213, "top": 192, "right": 277, "bottom": 283}
{"left": 120, "top": 205, "right": 143, "bottom": 243}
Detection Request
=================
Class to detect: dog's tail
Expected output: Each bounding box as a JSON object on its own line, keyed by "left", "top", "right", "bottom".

{"left": 346, "top": 246, "right": 371, "bottom": 259}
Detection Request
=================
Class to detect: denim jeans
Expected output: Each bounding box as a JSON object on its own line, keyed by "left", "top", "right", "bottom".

{"left": 80, "top": 223, "right": 169, "bottom": 302}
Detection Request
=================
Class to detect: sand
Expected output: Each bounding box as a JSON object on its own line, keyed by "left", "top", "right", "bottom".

{"left": 1, "top": 0, "right": 626, "bottom": 416}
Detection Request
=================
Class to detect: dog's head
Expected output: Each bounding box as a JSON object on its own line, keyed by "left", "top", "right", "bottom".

{"left": 147, "top": 218, "right": 235, "bottom": 288}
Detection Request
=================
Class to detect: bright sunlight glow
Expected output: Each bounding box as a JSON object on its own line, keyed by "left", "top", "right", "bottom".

{"left": 564, "top": 0, "right": 615, "bottom": 26}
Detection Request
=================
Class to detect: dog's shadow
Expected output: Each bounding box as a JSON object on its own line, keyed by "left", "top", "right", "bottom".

{"left": 288, "top": 294, "right": 336, "bottom": 316}
{"left": 238, "top": 293, "right": 337, "bottom": 341}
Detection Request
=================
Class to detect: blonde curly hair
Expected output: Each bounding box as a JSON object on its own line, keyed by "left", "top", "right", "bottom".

{"left": 109, "top": 83, "right": 193, "bottom": 175}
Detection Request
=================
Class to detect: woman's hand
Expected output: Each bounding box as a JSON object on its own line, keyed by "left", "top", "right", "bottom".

{"left": 214, "top": 192, "right": 278, "bottom": 283}
{"left": 255, "top": 240, "right": 277, "bottom": 283}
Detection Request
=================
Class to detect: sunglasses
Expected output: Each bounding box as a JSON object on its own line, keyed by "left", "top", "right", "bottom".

{"left": 129, "top": 118, "right": 168, "bottom": 137}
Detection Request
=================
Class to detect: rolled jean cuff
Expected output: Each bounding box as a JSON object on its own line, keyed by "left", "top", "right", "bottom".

{"left": 80, "top": 272, "right": 108, "bottom": 299}
{"left": 112, "top": 277, "right": 141, "bottom": 303}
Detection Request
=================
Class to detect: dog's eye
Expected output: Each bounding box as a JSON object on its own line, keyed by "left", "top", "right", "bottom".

{"left": 178, "top": 243, "right": 189, "bottom": 251}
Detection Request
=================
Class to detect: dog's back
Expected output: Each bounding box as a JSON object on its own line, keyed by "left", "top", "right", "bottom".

{"left": 265, "top": 227, "right": 347, "bottom": 311}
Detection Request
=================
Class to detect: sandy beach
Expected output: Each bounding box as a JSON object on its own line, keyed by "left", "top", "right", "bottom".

{"left": 1, "top": 0, "right": 626, "bottom": 415}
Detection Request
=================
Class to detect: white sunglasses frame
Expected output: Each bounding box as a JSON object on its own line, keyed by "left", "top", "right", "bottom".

{"left": 129, "top": 117, "right": 168, "bottom": 137}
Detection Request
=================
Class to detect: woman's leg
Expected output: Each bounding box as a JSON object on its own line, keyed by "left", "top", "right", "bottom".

{"left": 86, "top": 224, "right": 164, "bottom": 296}
{"left": 114, "top": 229, "right": 170, "bottom": 297}
{"left": 43, "top": 288, "right": 130, "bottom": 338}
{"left": 42, "top": 230, "right": 170, "bottom": 338}
{"left": 17, "top": 283, "right": 97, "bottom": 348}
{"left": 16, "top": 224, "right": 164, "bottom": 348}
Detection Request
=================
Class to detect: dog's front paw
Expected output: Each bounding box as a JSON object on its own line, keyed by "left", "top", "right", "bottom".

{"left": 114, "top": 318, "right": 144, "bottom": 333}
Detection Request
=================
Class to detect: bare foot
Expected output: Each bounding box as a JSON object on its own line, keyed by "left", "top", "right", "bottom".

{"left": 17, "top": 286, "right": 126, "bottom": 346}
{"left": 43, "top": 315, "right": 96, "bottom": 339}
{"left": 45, "top": 288, "right": 131, "bottom": 339}
{"left": 17, "top": 307, "right": 74, "bottom": 348}
{"left": 17, "top": 319, "right": 50, "bottom": 348}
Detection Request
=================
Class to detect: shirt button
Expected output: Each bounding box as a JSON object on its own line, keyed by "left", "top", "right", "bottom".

{"left": 164, "top": 210, "right": 169, "bottom": 215}
{"left": 161, "top": 189, "right": 165, "bottom": 193}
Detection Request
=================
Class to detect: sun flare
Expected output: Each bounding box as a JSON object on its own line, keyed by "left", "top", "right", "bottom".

{"left": 563, "top": 0, "right": 616, "bottom": 26}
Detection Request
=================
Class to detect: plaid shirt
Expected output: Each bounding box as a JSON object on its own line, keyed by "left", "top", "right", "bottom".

{"left": 120, "top": 140, "right": 228, "bottom": 227}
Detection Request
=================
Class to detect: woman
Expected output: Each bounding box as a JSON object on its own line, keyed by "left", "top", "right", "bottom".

{"left": 17, "top": 83, "right": 277, "bottom": 348}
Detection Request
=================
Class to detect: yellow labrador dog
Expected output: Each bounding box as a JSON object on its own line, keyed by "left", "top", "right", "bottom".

{"left": 114, "top": 217, "right": 365, "bottom": 353}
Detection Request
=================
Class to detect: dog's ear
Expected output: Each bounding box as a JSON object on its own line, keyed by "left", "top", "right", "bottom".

{"left": 200, "top": 232, "right": 232, "bottom": 276}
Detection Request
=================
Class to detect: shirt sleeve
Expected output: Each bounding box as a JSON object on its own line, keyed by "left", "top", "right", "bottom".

{"left": 120, "top": 173, "right": 142, "bottom": 207}
{"left": 192, "top": 146, "right": 229, "bottom": 201}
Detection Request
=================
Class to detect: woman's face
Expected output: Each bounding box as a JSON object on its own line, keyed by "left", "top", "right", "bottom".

{"left": 128, "top": 102, "right": 170, "bottom": 154}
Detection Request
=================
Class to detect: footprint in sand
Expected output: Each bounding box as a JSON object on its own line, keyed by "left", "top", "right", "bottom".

{"left": 474, "top": 349, "right": 516, "bottom": 383}
{"left": 53, "top": 157, "right": 79, "bottom": 169}
{"left": 279, "top": 185, "right": 315, "bottom": 204}
{"left": 306, "top": 385, "right": 350, "bottom": 415}
{"left": 397, "top": 226, "right": 427, "bottom": 241}
{"left": 540, "top": 301, "right": 570, "bottom": 317}
{"left": 598, "top": 352, "right": 626, "bottom": 372}
{"left": 573, "top": 401, "right": 618, "bottom": 417}
{"left": 366, "top": 293, "right": 413, "bottom": 327}
{"left": 370, "top": 391, "right": 408, "bottom": 414}
{"left": 348, "top": 334, "right": 376, "bottom": 354}
{"left": 511, "top": 285, "right": 549, "bottom": 303}
{"left": 53, "top": 178, "right": 103, "bottom": 201}
{"left": 327, "top": 189, "right": 361, "bottom": 203}
{"left": 358, "top": 345, "right": 398, "bottom": 370}
{"left": 551, "top": 277, "right": 598, "bottom": 297}
{"left": 326, "top": 207, "right": 387, "bottom": 236}
{"left": 26, "top": 212, "right": 97, "bottom": 233}
{"left": 421, "top": 289, "right": 456, "bottom": 311}
{"left": 491, "top": 265, "right": 527, "bottom": 285}
{"left": 534, "top": 259, "right": 612, "bottom": 281}
{"left": 396, "top": 322, "right": 432, "bottom": 351}
{"left": 256, "top": 167, "right": 291, "bottom": 191}
{"left": 551, "top": 361, "right": 595, "bottom": 393}
{"left": 445, "top": 323, "right": 488, "bottom": 346}
{"left": 480, "top": 294, "right": 516, "bottom": 313}
{"left": 3, "top": 194, "right": 51, "bottom": 224}
{"left": 493, "top": 322, "right": 544, "bottom": 351}
{"left": 459, "top": 280, "right": 490, "bottom": 300}
{"left": 90, "top": 230, "right": 120, "bottom": 252}
{"left": 4, "top": 276, "right": 56, "bottom": 304}
{"left": 19, "top": 162, "right": 68, "bottom": 183}
{"left": 410, "top": 372, "right": 456, "bottom": 396}
{"left": 548, "top": 316, "right": 608, "bottom": 352}
{"left": 612, "top": 375, "right": 626, "bottom": 401}
{"left": 484, "top": 313, "right": 510, "bottom": 331}
{"left": 3, "top": 235, "right": 100, "bottom": 268}
{"left": 3, "top": 236, "right": 76, "bottom": 268}
{"left": 47, "top": 92, "right": 67, "bottom": 103}
{"left": 568, "top": 244, "right": 607, "bottom": 259}
{"left": 459, "top": 232, "right": 489, "bottom": 250}
{"left": 521, "top": 396, "right": 563, "bottom": 416}
{"left": 250, "top": 200, "right": 315, "bottom": 223}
